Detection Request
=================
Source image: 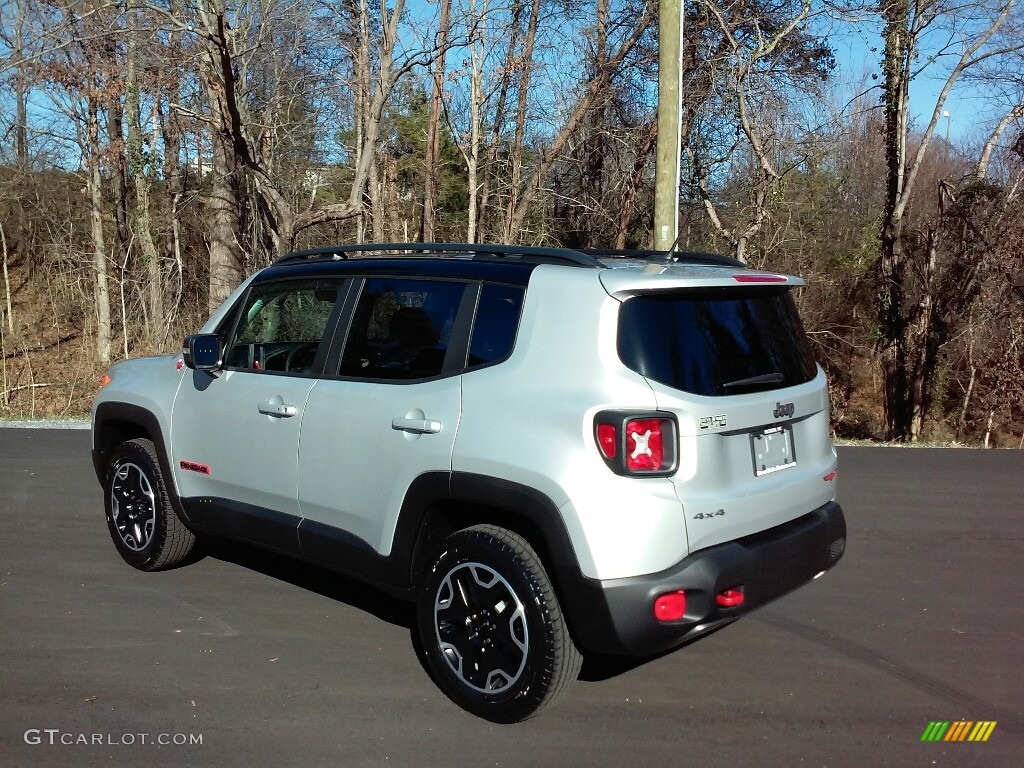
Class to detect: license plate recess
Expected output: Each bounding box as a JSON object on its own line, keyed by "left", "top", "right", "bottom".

{"left": 751, "top": 426, "right": 796, "bottom": 476}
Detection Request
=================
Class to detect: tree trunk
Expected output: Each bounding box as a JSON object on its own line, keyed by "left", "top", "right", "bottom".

{"left": 614, "top": 118, "right": 657, "bottom": 247}
{"left": 421, "top": 0, "right": 452, "bottom": 242}
{"left": 87, "top": 102, "right": 112, "bottom": 364}
{"left": 879, "top": 0, "right": 912, "bottom": 440}
{"left": 368, "top": 156, "right": 385, "bottom": 241}
{"left": 907, "top": 230, "right": 938, "bottom": 441}
{"left": 13, "top": 1, "right": 28, "bottom": 166}
{"left": 1, "top": 222, "right": 13, "bottom": 334}
{"left": 157, "top": 36, "right": 186, "bottom": 337}
{"left": 206, "top": 130, "right": 243, "bottom": 312}
{"left": 465, "top": 0, "right": 487, "bottom": 243}
{"left": 127, "top": 10, "right": 164, "bottom": 342}
{"left": 501, "top": 0, "right": 542, "bottom": 242}
{"left": 477, "top": 3, "right": 522, "bottom": 240}
{"left": 106, "top": 98, "right": 131, "bottom": 260}
{"left": 197, "top": 0, "right": 247, "bottom": 309}
{"left": 159, "top": 77, "right": 186, "bottom": 338}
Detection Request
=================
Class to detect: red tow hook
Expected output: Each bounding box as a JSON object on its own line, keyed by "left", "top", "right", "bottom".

{"left": 716, "top": 587, "right": 745, "bottom": 608}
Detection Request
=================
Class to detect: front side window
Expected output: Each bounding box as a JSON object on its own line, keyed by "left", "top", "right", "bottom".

{"left": 339, "top": 278, "right": 466, "bottom": 380}
{"left": 223, "top": 280, "right": 341, "bottom": 374}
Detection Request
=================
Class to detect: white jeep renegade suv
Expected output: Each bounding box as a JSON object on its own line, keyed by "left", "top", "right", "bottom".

{"left": 92, "top": 243, "right": 845, "bottom": 723}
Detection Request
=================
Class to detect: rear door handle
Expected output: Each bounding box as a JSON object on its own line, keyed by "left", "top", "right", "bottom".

{"left": 258, "top": 399, "right": 297, "bottom": 418}
{"left": 392, "top": 417, "right": 441, "bottom": 434}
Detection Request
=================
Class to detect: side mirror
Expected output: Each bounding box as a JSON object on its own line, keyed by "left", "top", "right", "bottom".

{"left": 182, "top": 334, "right": 223, "bottom": 371}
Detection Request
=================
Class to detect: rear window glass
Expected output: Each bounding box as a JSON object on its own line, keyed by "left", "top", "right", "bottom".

{"left": 617, "top": 287, "right": 817, "bottom": 396}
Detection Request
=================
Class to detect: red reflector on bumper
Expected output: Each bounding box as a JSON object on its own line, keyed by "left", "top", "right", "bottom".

{"left": 824, "top": 469, "right": 838, "bottom": 482}
{"left": 653, "top": 591, "right": 687, "bottom": 622}
{"left": 716, "top": 587, "right": 745, "bottom": 608}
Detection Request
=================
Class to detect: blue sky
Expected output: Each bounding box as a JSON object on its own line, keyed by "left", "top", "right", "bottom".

{"left": 826, "top": 17, "right": 1012, "bottom": 146}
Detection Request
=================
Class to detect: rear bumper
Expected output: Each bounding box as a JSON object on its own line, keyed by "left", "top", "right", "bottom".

{"left": 568, "top": 500, "right": 845, "bottom": 656}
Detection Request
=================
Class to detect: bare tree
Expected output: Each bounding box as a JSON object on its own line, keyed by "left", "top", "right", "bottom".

{"left": 188, "top": 0, "right": 421, "bottom": 285}
{"left": 686, "top": 0, "right": 833, "bottom": 262}
{"left": 125, "top": 3, "right": 164, "bottom": 340}
{"left": 0, "top": 0, "right": 31, "bottom": 166}
{"left": 877, "top": 0, "right": 1022, "bottom": 440}
{"left": 421, "top": 0, "right": 452, "bottom": 242}
{"left": 194, "top": 0, "right": 245, "bottom": 309}
{"left": 499, "top": 0, "right": 542, "bottom": 241}
{"left": 504, "top": 0, "right": 657, "bottom": 240}
{"left": 86, "top": 98, "right": 113, "bottom": 363}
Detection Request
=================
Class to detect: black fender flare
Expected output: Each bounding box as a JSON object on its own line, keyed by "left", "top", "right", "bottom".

{"left": 393, "top": 471, "right": 616, "bottom": 651}
{"left": 92, "top": 402, "right": 187, "bottom": 519}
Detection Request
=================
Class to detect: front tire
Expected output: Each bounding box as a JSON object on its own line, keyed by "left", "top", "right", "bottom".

{"left": 104, "top": 438, "right": 197, "bottom": 571}
{"left": 416, "top": 525, "right": 581, "bottom": 723}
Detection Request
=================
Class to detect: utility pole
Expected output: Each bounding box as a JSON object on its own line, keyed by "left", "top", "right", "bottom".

{"left": 653, "top": 0, "right": 684, "bottom": 251}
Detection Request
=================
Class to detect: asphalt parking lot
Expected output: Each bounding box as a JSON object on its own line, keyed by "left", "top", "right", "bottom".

{"left": 1, "top": 429, "right": 1021, "bottom": 767}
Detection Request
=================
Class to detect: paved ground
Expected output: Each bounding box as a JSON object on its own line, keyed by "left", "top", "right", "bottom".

{"left": 0, "top": 430, "right": 1021, "bottom": 767}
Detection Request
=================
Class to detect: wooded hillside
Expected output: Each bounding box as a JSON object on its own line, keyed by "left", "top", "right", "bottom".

{"left": 1, "top": 0, "right": 1022, "bottom": 445}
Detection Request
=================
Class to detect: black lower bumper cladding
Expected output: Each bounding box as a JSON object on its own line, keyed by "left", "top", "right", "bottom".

{"left": 584, "top": 501, "right": 846, "bottom": 656}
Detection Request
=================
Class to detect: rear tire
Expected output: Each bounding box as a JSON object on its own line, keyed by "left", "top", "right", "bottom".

{"left": 416, "top": 525, "right": 581, "bottom": 723}
{"left": 104, "top": 438, "right": 198, "bottom": 571}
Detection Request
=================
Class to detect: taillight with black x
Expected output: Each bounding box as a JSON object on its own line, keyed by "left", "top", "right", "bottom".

{"left": 594, "top": 410, "right": 679, "bottom": 476}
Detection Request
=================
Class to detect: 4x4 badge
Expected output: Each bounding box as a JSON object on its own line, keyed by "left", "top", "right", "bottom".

{"left": 693, "top": 509, "right": 726, "bottom": 520}
{"left": 774, "top": 402, "right": 795, "bottom": 419}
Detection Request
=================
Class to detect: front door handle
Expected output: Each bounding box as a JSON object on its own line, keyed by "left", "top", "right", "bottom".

{"left": 392, "top": 417, "right": 441, "bottom": 434}
{"left": 258, "top": 397, "right": 297, "bottom": 418}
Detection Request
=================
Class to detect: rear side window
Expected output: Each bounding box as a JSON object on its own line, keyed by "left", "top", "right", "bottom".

{"left": 339, "top": 277, "right": 466, "bottom": 380}
{"left": 617, "top": 287, "right": 817, "bottom": 396}
{"left": 468, "top": 284, "right": 524, "bottom": 367}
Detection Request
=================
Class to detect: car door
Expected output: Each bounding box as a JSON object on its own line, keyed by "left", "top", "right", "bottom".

{"left": 296, "top": 276, "right": 470, "bottom": 561}
{"left": 170, "top": 278, "right": 344, "bottom": 548}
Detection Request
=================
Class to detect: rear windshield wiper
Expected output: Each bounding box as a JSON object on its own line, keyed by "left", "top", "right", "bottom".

{"left": 722, "top": 372, "right": 784, "bottom": 390}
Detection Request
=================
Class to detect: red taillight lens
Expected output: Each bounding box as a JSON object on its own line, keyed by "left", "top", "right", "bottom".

{"left": 625, "top": 418, "right": 666, "bottom": 472}
{"left": 654, "top": 590, "right": 687, "bottom": 622}
{"left": 597, "top": 423, "right": 617, "bottom": 459}
{"left": 594, "top": 412, "right": 677, "bottom": 476}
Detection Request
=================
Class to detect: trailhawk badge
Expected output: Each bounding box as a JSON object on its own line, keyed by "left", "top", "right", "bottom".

{"left": 699, "top": 415, "right": 727, "bottom": 430}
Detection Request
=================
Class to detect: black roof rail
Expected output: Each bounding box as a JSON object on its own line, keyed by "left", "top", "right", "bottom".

{"left": 272, "top": 242, "right": 602, "bottom": 268}
{"left": 579, "top": 248, "right": 744, "bottom": 268}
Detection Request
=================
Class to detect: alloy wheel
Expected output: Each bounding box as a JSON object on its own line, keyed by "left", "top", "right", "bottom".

{"left": 433, "top": 561, "right": 529, "bottom": 693}
{"left": 110, "top": 462, "right": 157, "bottom": 552}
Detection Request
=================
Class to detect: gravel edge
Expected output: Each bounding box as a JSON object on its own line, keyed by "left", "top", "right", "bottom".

{"left": 0, "top": 419, "right": 90, "bottom": 430}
